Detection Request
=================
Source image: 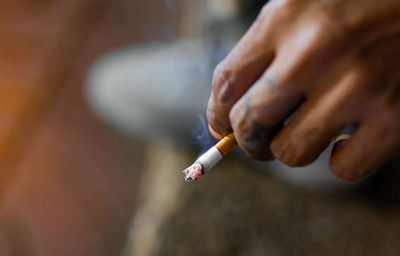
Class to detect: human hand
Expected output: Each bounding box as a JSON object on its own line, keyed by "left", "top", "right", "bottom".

{"left": 207, "top": 0, "right": 400, "bottom": 181}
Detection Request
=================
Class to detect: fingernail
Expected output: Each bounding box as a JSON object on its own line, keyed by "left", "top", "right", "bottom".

{"left": 332, "top": 134, "right": 352, "bottom": 153}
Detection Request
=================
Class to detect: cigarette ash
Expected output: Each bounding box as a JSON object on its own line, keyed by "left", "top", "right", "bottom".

{"left": 183, "top": 162, "right": 204, "bottom": 182}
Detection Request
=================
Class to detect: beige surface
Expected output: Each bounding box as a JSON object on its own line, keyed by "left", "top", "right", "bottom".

{"left": 127, "top": 141, "right": 400, "bottom": 256}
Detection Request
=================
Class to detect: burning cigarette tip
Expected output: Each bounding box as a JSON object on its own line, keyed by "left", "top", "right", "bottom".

{"left": 183, "top": 163, "right": 204, "bottom": 182}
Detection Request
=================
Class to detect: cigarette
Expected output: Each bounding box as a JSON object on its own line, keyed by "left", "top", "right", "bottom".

{"left": 183, "top": 133, "right": 237, "bottom": 182}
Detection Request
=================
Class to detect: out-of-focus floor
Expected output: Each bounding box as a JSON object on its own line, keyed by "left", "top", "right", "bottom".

{"left": 0, "top": 1, "right": 175, "bottom": 255}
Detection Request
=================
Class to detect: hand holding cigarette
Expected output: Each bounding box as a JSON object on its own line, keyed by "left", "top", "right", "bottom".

{"left": 206, "top": 0, "right": 400, "bottom": 182}
{"left": 183, "top": 133, "right": 237, "bottom": 182}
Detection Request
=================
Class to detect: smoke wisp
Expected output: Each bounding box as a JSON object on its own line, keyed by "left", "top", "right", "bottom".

{"left": 193, "top": 114, "right": 216, "bottom": 155}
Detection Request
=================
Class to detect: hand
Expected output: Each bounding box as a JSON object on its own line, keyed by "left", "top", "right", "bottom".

{"left": 207, "top": 0, "right": 400, "bottom": 181}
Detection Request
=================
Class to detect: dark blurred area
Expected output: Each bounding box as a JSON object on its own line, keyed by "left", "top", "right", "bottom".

{"left": 1, "top": 0, "right": 400, "bottom": 256}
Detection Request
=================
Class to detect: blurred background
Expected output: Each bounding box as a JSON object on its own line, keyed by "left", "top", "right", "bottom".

{"left": 1, "top": 0, "right": 400, "bottom": 255}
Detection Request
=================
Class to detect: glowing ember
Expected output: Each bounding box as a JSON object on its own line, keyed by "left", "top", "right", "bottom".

{"left": 183, "top": 163, "right": 204, "bottom": 182}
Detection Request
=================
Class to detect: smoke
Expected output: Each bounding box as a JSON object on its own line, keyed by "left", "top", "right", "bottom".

{"left": 193, "top": 114, "right": 216, "bottom": 155}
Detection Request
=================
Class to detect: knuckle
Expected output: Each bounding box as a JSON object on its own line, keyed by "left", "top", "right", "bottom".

{"left": 318, "top": 13, "right": 343, "bottom": 35}
{"left": 336, "top": 14, "right": 364, "bottom": 37}
{"left": 316, "top": 8, "right": 357, "bottom": 44}
{"left": 257, "top": 0, "right": 295, "bottom": 26}
{"left": 212, "top": 61, "right": 237, "bottom": 107}
{"left": 230, "top": 100, "right": 263, "bottom": 136}
{"left": 258, "top": 2, "right": 273, "bottom": 18}
{"left": 278, "top": 0, "right": 299, "bottom": 9}
{"left": 230, "top": 103, "right": 273, "bottom": 161}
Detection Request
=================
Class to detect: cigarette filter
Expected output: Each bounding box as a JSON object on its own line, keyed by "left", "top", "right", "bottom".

{"left": 183, "top": 133, "right": 237, "bottom": 182}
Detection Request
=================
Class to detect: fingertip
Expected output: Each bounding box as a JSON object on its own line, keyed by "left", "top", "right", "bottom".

{"left": 329, "top": 152, "right": 380, "bottom": 183}
{"left": 329, "top": 158, "right": 363, "bottom": 182}
{"left": 206, "top": 99, "right": 230, "bottom": 140}
{"left": 208, "top": 124, "right": 225, "bottom": 140}
{"left": 329, "top": 141, "right": 371, "bottom": 183}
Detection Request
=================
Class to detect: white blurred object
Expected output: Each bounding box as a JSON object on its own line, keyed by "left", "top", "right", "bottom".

{"left": 265, "top": 145, "right": 353, "bottom": 190}
{"left": 86, "top": 40, "right": 213, "bottom": 142}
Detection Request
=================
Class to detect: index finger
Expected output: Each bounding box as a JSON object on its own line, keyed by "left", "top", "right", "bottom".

{"left": 207, "top": 3, "right": 278, "bottom": 138}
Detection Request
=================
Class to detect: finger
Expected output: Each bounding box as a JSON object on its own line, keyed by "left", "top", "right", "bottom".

{"left": 229, "top": 61, "right": 305, "bottom": 160}
{"left": 207, "top": 3, "right": 278, "bottom": 138}
{"left": 208, "top": 124, "right": 224, "bottom": 140}
{"left": 228, "top": 22, "right": 343, "bottom": 161}
{"left": 224, "top": 10, "right": 349, "bottom": 158}
{"left": 330, "top": 114, "right": 400, "bottom": 182}
{"left": 270, "top": 72, "right": 362, "bottom": 166}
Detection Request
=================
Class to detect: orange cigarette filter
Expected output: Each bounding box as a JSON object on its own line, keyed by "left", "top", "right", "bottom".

{"left": 183, "top": 133, "right": 237, "bottom": 182}
{"left": 215, "top": 133, "right": 237, "bottom": 156}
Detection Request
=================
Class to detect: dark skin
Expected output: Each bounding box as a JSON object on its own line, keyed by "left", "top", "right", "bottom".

{"left": 207, "top": 0, "right": 400, "bottom": 182}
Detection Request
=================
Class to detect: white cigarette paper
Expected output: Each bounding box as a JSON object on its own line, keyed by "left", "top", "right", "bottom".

{"left": 196, "top": 146, "right": 223, "bottom": 171}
